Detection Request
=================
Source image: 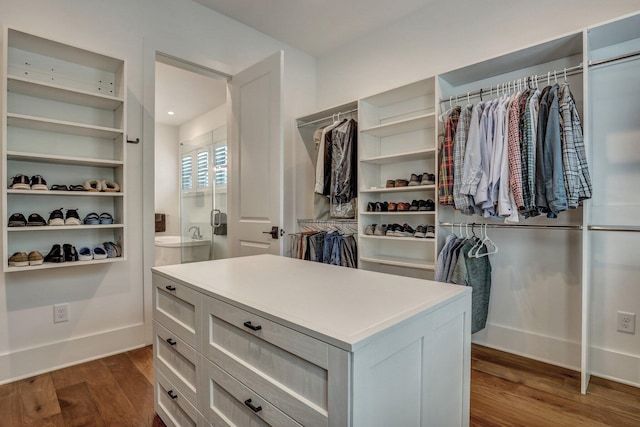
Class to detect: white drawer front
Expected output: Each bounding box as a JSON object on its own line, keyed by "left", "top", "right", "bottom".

{"left": 202, "top": 297, "right": 329, "bottom": 427}
{"left": 156, "top": 370, "right": 201, "bottom": 427}
{"left": 153, "top": 274, "right": 201, "bottom": 348}
{"left": 200, "top": 356, "right": 302, "bottom": 427}
{"left": 154, "top": 321, "right": 199, "bottom": 405}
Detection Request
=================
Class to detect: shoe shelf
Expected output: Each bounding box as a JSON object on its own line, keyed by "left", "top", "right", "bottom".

{"left": 8, "top": 224, "right": 124, "bottom": 232}
{"left": 360, "top": 113, "right": 435, "bottom": 138}
{"left": 360, "top": 148, "right": 436, "bottom": 165}
{"left": 7, "top": 151, "right": 124, "bottom": 168}
{"left": 360, "top": 255, "right": 436, "bottom": 271}
{"left": 7, "top": 189, "right": 124, "bottom": 197}
{"left": 360, "top": 211, "right": 436, "bottom": 216}
{"left": 3, "top": 28, "right": 127, "bottom": 273}
{"left": 360, "top": 185, "right": 435, "bottom": 193}
{"left": 6, "top": 257, "right": 125, "bottom": 273}
{"left": 7, "top": 113, "right": 124, "bottom": 139}
{"left": 7, "top": 75, "right": 124, "bottom": 110}
{"left": 360, "top": 235, "right": 436, "bottom": 242}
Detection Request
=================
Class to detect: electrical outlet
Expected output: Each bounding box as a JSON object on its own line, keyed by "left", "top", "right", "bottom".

{"left": 53, "top": 303, "right": 69, "bottom": 323}
{"left": 617, "top": 311, "right": 636, "bottom": 334}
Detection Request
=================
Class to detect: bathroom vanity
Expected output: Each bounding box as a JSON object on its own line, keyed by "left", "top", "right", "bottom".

{"left": 152, "top": 254, "right": 471, "bottom": 426}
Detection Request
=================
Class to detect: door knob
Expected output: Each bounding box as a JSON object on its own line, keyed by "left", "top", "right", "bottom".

{"left": 262, "top": 226, "right": 279, "bottom": 239}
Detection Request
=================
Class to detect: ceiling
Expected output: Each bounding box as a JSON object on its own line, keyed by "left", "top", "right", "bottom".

{"left": 193, "top": 0, "right": 436, "bottom": 56}
{"left": 155, "top": 61, "right": 227, "bottom": 126}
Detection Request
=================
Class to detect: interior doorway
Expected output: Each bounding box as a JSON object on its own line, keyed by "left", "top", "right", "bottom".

{"left": 153, "top": 54, "right": 230, "bottom": 266}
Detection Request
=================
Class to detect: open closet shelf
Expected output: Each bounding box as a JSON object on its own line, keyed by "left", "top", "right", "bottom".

{"left": 360, "top": 211, "right": 435, "bottom": 216}
{"left": 6, "top": 257, "right": 125, "bottom": 273}
{"left": 8, "top": 224, "right": 124, "bottom": 232}
{"left": 7, "top": 151, "right": 123, "bottom": 167}
{"left": 361, "top": 185, "right": 435, "bottom": 193}
{"left": 360, "top": 235, "right": 435, "bottom": 243}
{"left": 7, "top": 113, "right": 123, "bottom": 139}
{"left": 360, "top": 148, "right": 436, "bottom": 164}
{"left": 360, "top": 113, "right": 435, "bottom": 137}
{"left": 360, "top": 255, "right": 435, "bottom": 271}
{"left": 7, "top": 189, "right": 123, "bottom": 197}
{"left": 7, "top": 75, "right": 123, "bottom": 109}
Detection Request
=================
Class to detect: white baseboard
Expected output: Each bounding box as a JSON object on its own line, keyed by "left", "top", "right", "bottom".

{"left": 0, "top": 324, "right": 151, "bottom": 385}
{"left": 589, "top": 346, "right": 640, "bottom": 389}
{"left": 472, "top": 323, "right": 581, "bottom": 371}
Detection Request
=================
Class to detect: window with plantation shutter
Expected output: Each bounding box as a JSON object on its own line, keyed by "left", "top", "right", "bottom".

{"left": 215, "top": 145, "right": 227, "bottom": 186}
{"left": 181, "top": 155, "right": 192, "bottom": 190}
{"left": 197, "top": 150, "right": 209, "bottom": 188}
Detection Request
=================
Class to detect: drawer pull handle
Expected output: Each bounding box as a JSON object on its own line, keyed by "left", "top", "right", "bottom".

{"left": 166, "top": 338, "right": 177, "bottom": 346}
{"left": 165, "top": 285, "right": 176, "bottom": 291}
{"left": 243, "top": 321, "right": 262, "bottom": 331}
{"left": 167, "top": 390, "right": 178, "bottom": 399}
{"left": 244, "top": 399, "right": 262, "bottom": 413}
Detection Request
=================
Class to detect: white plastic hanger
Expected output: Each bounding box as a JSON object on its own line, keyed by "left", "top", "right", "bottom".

{"left": 475, "top": 224, "right": 499, "bottom": 257}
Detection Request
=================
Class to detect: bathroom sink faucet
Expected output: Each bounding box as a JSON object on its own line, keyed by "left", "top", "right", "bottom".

{"left": 189, "top": 226, "right": 202, "bottom": 240}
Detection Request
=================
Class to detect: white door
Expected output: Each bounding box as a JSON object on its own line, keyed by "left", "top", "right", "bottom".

{"left": 227, "top": 51, "right": 283, "bottom": 257}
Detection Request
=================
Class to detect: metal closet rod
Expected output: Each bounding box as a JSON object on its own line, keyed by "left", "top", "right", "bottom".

{"left": 297, "top": 218, "right": 357, "bottom": 224}
{"left": 297, "top": 108, "right": 358, "bottom": 128}
{"left": 439, "top": 222, "right": 583, "bottom": 231}
{"left": 438, "top": 63, "right": 584, "bottom": 105}
{"left": 588, "top": 225, "right": 640, "bottom": 233}
{"left": 589, "top": 49, "right": 640, "bottom": 68}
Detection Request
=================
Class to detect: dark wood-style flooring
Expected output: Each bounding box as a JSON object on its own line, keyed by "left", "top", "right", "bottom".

{"left": 0, "top": 344, "right": 639, "bottom": 426}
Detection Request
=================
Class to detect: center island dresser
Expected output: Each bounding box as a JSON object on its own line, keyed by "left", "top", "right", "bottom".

{"left": 152, "top": 254, "right": 472, "bottom": 427}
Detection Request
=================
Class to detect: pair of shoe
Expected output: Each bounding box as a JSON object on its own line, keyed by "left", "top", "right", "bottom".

{"left": 8, "top": 212, "right": 44, "bottom": 227}
{"left": 385, "top": 223, "right": 416, "bottom": 237}
{"left": 48, "top": 208, "right": 81, "bottom": 226}
{"left": 43, "top": 244, "right": 78, "bottom": 263}
{"left": 414, "top": 225, "right": 436, "bottom": 238}
{"left": 408, "top": 199, "right": 435, "bottom": 211}
{"left": 385, "top": 178, "right": 409, "bottom": 188}
{"left": 388, "top": 202, "right": 411, "bottom": 212}
{"left": 364, "top": 224, "right": 390, "bottom": 236}
{"left": 50, "top": 184, "right": 89, "bottom": 191}
{"left": 9, "top": 174, "right": 48, "bottom": 190}
{"left": 409, "top": 173, "right": 435, "bottom": 186}
{"left": 83, "top": 212, "right": 114, "bottom": 225}
{"left": 78, "top": 247, "right": 107, "bottom": 261}
{"left": 8, "top": 251, "right": 44, "bottom": 267}
{"left": 84, "top": 179, "right": 120, "bottom": 192}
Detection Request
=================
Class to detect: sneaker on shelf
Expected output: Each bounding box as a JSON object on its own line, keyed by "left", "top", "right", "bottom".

{"left": 28, "top": 251, "right": 44, "bottom": 266}
{"left": 103, "top": 242, "right": 118, "bottom": 258}
{"left": 30, "top": 175, "right": 49, "bottom": 190}
{"left": 394, "top": 178, "right": 409, "bottom": 187}
{"left": 65, "top": 209, "right": 82, "bottom": 226}
{"left": 48, "top": 208, "right": 65, "bottom": 226}
{"left": 374, "top": 224, "right": 388, "bottom": 236}
{"left": 420, "top": 173, "right": 435, "bottom": 185}
{"left": 409, "top": 200, "right": 419, "bottom": 211}
{"left": 50, "top": 184, "right": 69, "bottom": 191}
{"left": 69, "top": 184, "right": 85, "bottom": 191}
{"left": 366, "top": 202, "right": 375, "bottom": 212}
{"left": 8, "top": 252, "right": 29, "bottom": 267}
{"left": 101, "top": 180, "right": 120, "bottom": 192}
{"left": 8, "top": 213, "right": 27, "bottom": 227}
{"left": 93, "top": 247, "right": 108, "bottom": 260}
{"left": 408, "top": 173, "right": 421, "bottom": 186}
{"left": 397, "top": 202, "right": 411, "bottom": 211}
{"left": 385, "top": 179, "right": 395, "bottom": 188}
{"left": 396, "top": 223, "right": 415, "bottom": 237}
{"left": 375, "top": 201, "right": 388, "bottom": 212}
{"left": 83, "top": 212, "right": 100, "bottom": 225}
{"left": 78, "top": 247, "right": 93, "bottom": 261}
{"left": 27, "top": 213, "right": 47, "bottom": 226}
{"left": 44, "top": 244, "right": 64, "bottom": 263}
{"left": 99, "top": 212, "right": 114, "bottom": 224}
{"left": 364, "top": 224, "right": 376, "bottom": 235}
{"left": 425, "top": 225, "right": 436, "bottom": 238}
{"left": 386, "top": 224, "right": 399, "bottom": 237}
{"left": 414, "top": 224, "right": 427, "bottom": 238}
{"left": 387, "top": 202, "right": 397, "bottom": 212}
{"left": 63, "top": 244, "right": 79, "bottom": 262}
{"left": 9, "top": 174, "right": 30, "bottom": 190}
{"left": 419, "top": 199, "right": 435, "bottom": 211}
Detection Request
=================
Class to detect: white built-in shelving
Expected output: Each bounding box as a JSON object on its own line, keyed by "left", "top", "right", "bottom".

{"left": 2, "top": 28, "right": 127, "bottom": 271}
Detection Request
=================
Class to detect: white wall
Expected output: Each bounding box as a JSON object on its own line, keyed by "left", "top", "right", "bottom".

{"left": 154, "top": 123, "right": 180, "bottom": 236}
{"left": 312, "top": 0, "right": 640, "bottom": 386}
{"left": 0, "top": 0, "right": 316, "bottom": 383}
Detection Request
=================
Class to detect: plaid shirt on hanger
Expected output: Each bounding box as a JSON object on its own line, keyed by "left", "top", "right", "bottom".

{"left": 439, "top": 106, "right": 461, "bottom": 205}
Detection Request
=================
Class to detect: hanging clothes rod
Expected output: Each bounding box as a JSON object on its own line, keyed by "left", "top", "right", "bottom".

{"left": 297, "top": 218, "right": 357, "bottom": 224}
{"left": 297, "top": 108, "right": 358, "bottom": 128}
{"left": 438, "top": 63, "right": 584, "bottom": 105}
{"left": 589, "top": 49, "right": 640, "bottom": 68}
{"left": 588, "top": 225, "right": 640, "bottom": 233}
{"left": 439, "top": 222, "right": 583, "bottom": 231}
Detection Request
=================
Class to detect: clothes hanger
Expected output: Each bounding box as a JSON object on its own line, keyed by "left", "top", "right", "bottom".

{"left": 476, "top": 224, "right": 499, "bottom": 257}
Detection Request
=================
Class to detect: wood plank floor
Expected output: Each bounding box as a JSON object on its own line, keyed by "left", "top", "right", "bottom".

{"left": 0, "top": 344, "right": 639, "bottom": 426}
